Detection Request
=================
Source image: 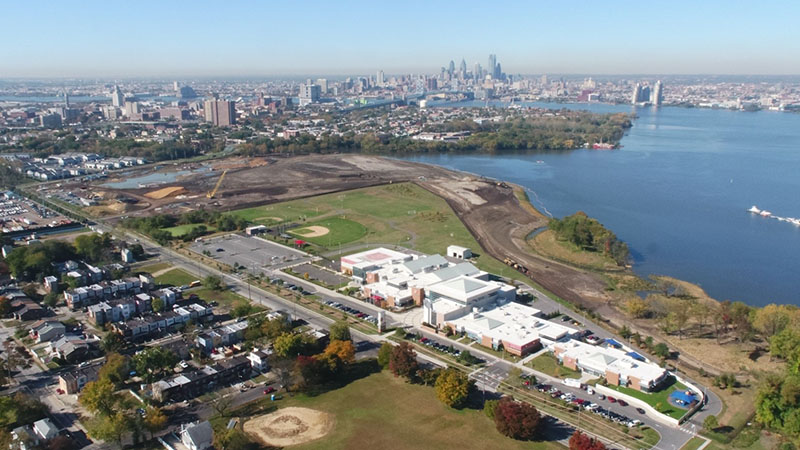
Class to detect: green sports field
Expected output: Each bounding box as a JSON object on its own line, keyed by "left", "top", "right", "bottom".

{"left": 289, "top": 216, "right": 367, "bottom": 246}
{"left": 161, "top": 223, "right": 217, "bottom": 237}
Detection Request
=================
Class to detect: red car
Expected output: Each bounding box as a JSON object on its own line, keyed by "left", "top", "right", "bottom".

{"left": 264, "top": 387, "right": 276, "bottom": 394}
{"left": 618, "top": 400, "right": 628, "bottom": 407}
{"left": 608, "top": 396, "right": 617, "bottom": 403}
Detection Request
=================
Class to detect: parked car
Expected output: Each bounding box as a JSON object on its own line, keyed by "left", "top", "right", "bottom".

{"left": 608, "top": 396, "right": 617, "bottom": 403}
{"left": 636, "top": 407, "right": 646, "bottom": 414}
{"left": 618, "top": 399, "right": 628, "bottom": 407}
{"left": 264, "top": 387, "right": 276, "bottom": 394}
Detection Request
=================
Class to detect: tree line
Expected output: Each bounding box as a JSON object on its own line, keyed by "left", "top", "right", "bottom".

{"left": 549, "top": 211, "right": 630, "bottom": 265}
{"left": 236, "top": 112, "right": 632, "bottom": 157}
{"left": 121, "top": 210, "right": 248, "bottom": 244}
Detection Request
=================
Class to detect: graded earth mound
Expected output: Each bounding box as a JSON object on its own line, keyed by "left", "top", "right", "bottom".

{"left": 244, "top": 407, "right": 334, "bottom": 447}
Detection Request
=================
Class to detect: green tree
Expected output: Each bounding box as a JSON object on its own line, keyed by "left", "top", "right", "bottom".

{"left": 330, "top": 321, "right": 351, "bottom": 342}
{"left": 435, "top": 368, "right": 472, "bottom": 408}
{"left": 151, "top": 297, "right": 165, "bottom": 313}
{"left": 86, "top": 412, "right": 132, "bottom": 447}
{"left": 101, "top": 332, "right": 125, "bottom": 353}
{"left": 377, "top": 342, "right": 393, "bottom": 369}
{"left": 79, "top": 378, "right": 119, "bottom": 415}
{"left": 132, "top": 347, "right": 177, "bottom": 383}
{"left": 143, "top": 407, "right": 168, "bottom": 439}
{"left": 652, "top": 343, "right": 670, "bottom": 359}
{"left": 273, "top": 332, "right": 305, "bottom": 358}
{"left": 754, "top": 304, "right": 792, "bottom": 341}
{"left": 98, "top": 353, "right": 129, "bottom": 387}
{"left": 204, "top": 275, "right": 223, "bottom": 291}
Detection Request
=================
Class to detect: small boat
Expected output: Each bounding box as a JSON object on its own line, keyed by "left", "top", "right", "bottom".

{"left": 536, "top": 160, "right": 545, "bottom": 164}
{"left": 748, "top": 206, "right": 761, "bottom": 214}
{"left": 760, "top": 210, "right": 772, "bottom": 217}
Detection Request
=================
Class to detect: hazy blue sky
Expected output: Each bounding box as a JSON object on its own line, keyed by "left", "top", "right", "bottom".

{"left": 3, "top": 0, "right": 799, "bottom": 77}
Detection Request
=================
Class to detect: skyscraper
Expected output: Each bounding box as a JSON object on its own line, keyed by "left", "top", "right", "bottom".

{"left": 632, "top": 83, "right": 642, "bottom": 104}
{"left": 203, "top": 99, "right": 236, "bottom": 126}
{"left": 488, "top": 54, "right": 496, "bottom": 77}
{"left": 652, "top": 80, "right": 663, "bottom": 106}
{"left": 448, "top": 60, "right": 455, "bottom": 76}
{"left": 377, "top": 70, "right": 385, "bottom": 87}
{"left": 111, "top": 85, "right": 124, "bottom": 107}
{"left": 474, "top": 63, "right": 482, "bottom": 80}
{"left": 298, "top": 83, "right": 321, "bottom": 106}
{"left": 459, "top": 58, "right": 467, "bottom": 77}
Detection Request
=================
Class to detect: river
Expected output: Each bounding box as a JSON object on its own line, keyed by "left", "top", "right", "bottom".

{"left": 401, "top": 102, "right": 800, "bottom": 307}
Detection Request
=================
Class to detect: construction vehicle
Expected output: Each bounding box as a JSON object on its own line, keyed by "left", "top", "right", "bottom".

{"left": 206, "top": 169, "right": 228, "bottom": 199}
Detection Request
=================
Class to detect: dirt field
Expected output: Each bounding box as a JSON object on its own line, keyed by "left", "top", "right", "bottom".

{"left": 244, "top": 407, "right": 334, "bottom": 447}
{"left": 144, "top": 186, "right": 186, "bottom": 199}
{"left": 292, "top": 225, "right": 330, "bottom": 238}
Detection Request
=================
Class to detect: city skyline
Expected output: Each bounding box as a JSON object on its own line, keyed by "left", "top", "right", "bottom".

{"left": 3, "top": 1, "right": 800, "bottom": 78}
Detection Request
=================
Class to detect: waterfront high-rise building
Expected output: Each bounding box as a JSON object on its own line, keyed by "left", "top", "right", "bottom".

{"left": 111, "top": 85, "right": 124, "bottom": 107}
{"left": 203, "top": 99, "right": 236, "bottom": 126}
{"left": 459, "top": 58, "right": 467, "bottom": 78}
{"left": 652, "top": 80, "right": 663, "bottom": 106}
{"left": 632, "top": 83, "right": 642, "bottom": 104}
{"left": 377, "top": 70, "right": 385, "bottom": 87}
{"left": 488, "top": 54, "right": 496, "bottom": 77}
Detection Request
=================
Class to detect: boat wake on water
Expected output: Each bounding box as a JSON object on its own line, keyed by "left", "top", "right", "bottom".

{"left": 748, "top": 205, "right": 800, "bottom": 226}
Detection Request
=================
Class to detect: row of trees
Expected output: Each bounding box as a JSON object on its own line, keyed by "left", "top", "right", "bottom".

{"left": 121, "top": 210, "right": 248, "bottom": 244}
{"left": 549, "top": 211, "right": 629, "bottom": 265}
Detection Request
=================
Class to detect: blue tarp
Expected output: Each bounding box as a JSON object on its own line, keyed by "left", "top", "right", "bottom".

{"left": 605, "top": 338, "right": 622, "bottom": 348}
{"left": 626, "top": 351, "right": 646, "bottom": 362}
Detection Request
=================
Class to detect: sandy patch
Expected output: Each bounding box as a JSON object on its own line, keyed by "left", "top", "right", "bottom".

{"left": 291, "top": 225, "right": 330, "bottom": 238}
{"left": 244, "top": 407, "right": 334, "bottom": 447}
{"left": 255, "top": 216, "right": 284, "bottom": 223}
{"left": 145, "top": 186, "right": 186, "bottom": 199}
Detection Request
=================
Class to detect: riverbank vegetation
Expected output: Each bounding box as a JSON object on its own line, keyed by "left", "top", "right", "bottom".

{"left": 547, "top": 212, "right": 629, "bottom": 266}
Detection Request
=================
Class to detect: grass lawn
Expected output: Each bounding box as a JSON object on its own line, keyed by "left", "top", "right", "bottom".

{"left": 240, "top": 370, "right": 562, "bottom": 450}
{"left": 681, "top": 436, "right": 708, "bottom": 450}
{"left": 603, "top": 376, "right": 689, "bottom": 420}
{"left": 527, "top": 353, "right": 582, "bottom": 379}
{"left": 161, "top": 223, "right": 217, "bottom": 237}
{"left": 527, "top": 230, "right": 621, "bottom": 272}
{"left": 192, "top": 287, "right": 264, "bottom": 313}
{"left": 289, "top": 216, "right": 367, "bottom": 247}
{"left": 154, "top": 268, "right": 197, "bottom": 287}
{"left": 229, "top": 183, "right": 543, "bottom": 291}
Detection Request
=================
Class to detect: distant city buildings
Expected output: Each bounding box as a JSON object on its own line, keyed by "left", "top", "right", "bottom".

{"left": 203, "top": 98, "right": 236, "bottom": 126}
{"left": 111, "top": 85, "right": 124, "bottom": 107}
{"left": 632, "top": 80, "right": 663, "bottom": 105}
{"left": 299, "top": 83, "right": 321, "bottom": 106}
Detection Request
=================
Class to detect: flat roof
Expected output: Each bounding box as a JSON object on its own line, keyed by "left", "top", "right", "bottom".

{"left": 557, "top": 340, "right": 666, "bottom": 384}
{"left": 340, "top": 247, "right": 410, "bottom": 268}
{"left": 449, "top": 302, "right": 574, "bottom": 348}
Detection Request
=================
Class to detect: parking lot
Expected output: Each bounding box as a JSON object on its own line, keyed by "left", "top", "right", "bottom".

{"left": 322, "top": 299, "right": 379, "bottom": 326}
{"left": 290, "top": 263, "right": 349, "bottom": 287}
{"left": 190, "top": 233, "right": 313, "bottom": 272}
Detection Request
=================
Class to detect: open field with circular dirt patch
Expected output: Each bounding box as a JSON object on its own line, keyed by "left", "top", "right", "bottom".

{"left": 291, "top": 225, "right": 330, "bottom": 238}
{"left": 244, "top": 407, "right": 334, "bottom": 447}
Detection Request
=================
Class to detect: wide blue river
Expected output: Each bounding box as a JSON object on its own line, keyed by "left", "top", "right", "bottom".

{"left": 402, "top": 102, "right": 800, "bottom": 307}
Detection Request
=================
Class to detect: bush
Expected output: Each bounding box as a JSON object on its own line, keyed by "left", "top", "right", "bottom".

{"left": 389, "top": 342, "right": 418, "bottom": 381}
